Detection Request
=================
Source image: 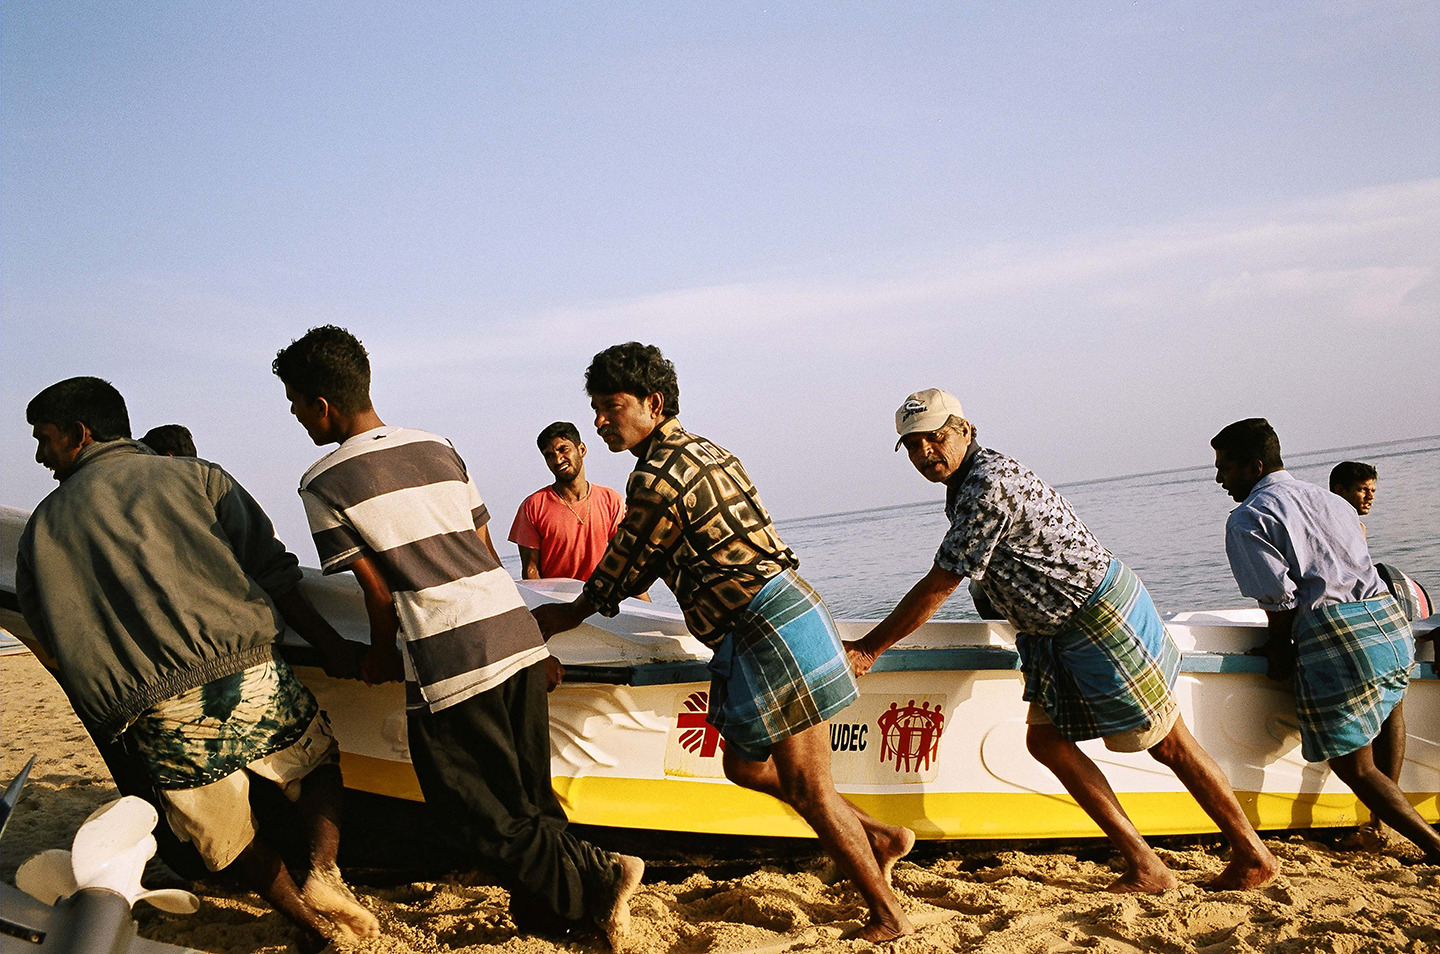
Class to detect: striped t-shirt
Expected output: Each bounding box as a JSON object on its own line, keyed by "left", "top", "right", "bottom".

{"left": 299, "top": 426, "right": 548, "bottom": 712}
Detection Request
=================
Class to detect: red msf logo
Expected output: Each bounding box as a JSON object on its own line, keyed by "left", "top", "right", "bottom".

{"left": 677, "top": 691, "right": 723, "bottom": 758}
{"left": 877, "top": 700, "right": 945, "bottom": 772}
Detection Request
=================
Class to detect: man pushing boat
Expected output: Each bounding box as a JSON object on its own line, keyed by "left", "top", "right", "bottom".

{"left": 1212, "top": 418, "right": 1440, "bottom": 861}
{"left": 533, "top": 342, "right": 916, "bottom": 942}
{"left": 845, "top": 389, "right": 1278, "bottom": 893}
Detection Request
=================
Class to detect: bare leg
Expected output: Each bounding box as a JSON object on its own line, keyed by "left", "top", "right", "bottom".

{"left": 1371, "top": 703, "right": 1406, "bottom": 785}
{"left": 1146, "top": 717, "right": 1278, "bottom": 888}
{"left": 295, "top": 764, "right": 380, "bottom": 938}
{"left": 743, "top": 723, "right": 913, "bottom": 941}
{"left": 1026, "top": 723, "right": 1177, "bottom": 893}
{"left": 1329, "top": 744, "right": 1440, "bottom": 861}
{"left": 1358, "top": 705, "right": 1406, "bottom": 842}
{"left": 224, "top": 839, "right": 332, "bottom": 954}
{"left": 723, "top": 749, "right": 914, "bottom": 882}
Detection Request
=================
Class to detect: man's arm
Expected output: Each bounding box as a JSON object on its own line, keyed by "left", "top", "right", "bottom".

{"left": 845, "top": 562, "right": 965, "bottom": 677}
{"left": 518, "top": 546, "right": 542, "bottom": 580}
{"left": 537, "top": 473, "right": 670, "bottom": 638}
{"left": 1249, "top": 608, "right": 1298, "bottom": 682}
{"left": 272, "top": 588, "right": 364, "bottom": 680}
{"left": 14, "top": 540, "right": 60, "bottom": 671}
{"left": 533, "top": 593, "right": 598, "bottom": 640}
{"left": 349, "top": 554, "right": 405, "bottom": 684}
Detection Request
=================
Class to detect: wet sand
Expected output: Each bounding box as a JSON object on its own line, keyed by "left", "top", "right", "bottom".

{"left": 4, "top": 652, "right": 1438, "bottom": 953}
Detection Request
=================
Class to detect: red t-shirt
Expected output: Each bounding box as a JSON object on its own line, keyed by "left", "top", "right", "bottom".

{"left": 507, "top": 484, "right": 625, "bottom": 581}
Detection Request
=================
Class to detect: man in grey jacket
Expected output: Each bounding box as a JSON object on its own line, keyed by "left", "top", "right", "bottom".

{"left": 17, "top": 376, "right": 379, "bottom": 951}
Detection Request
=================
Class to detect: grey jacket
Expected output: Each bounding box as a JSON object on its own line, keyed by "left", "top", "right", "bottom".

{"left": 16, "top": 440, "right": 303, "bottom": 739}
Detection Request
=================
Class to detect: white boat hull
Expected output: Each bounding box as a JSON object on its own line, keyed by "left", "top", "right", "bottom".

{"left": 3, "top": 506, "right": 1435, "bottom": 840}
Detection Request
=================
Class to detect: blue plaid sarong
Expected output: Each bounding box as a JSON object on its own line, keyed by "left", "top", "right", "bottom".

{"left": 1015, "top": 559, "right": 1181, "bottom": 744}
{"left": 706, "top": 570, "right": 860, "bottom": 761}
{"left": 1292, "top": 595, "right": 1412, "bottom": 762}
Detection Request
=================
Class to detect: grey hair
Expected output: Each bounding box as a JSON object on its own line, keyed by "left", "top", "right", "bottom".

{"left": 945, "top": 415, "right": 977, "bottom": 441}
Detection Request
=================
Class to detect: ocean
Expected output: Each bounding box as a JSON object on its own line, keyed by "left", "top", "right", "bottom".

{"left": 546, "top": 435, "right": 1440, "bottom": 623}
{"left": 776, "top": 435, "right": 1440, "bottom": 621}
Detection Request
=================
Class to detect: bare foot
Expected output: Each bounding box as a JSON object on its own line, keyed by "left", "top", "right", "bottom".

{"left": 600, "top": 854, "right": 645, "bottom": 951}
{"left": 849, "top": 912, "right": 916, "bottom": 943}
{"left": 300, "top": 864, "right": 381, "bottom": 938}
{"left": 873, "top": 826, "right": 916, "bottom": 885}
{"left": 1207, "top": 847, "right": 1279, "bottom": 890}
{"left": 1105, "top": 866, "right": 1179, "bottom": 894}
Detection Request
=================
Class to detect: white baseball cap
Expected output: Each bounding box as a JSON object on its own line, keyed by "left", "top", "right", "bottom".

{"left": 894, "top": 388, "right": 965, "bottom": 450}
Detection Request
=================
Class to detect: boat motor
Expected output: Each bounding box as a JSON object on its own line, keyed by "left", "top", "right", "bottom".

{"left": 1, "top": 761, "right": 201, "bottom": 954}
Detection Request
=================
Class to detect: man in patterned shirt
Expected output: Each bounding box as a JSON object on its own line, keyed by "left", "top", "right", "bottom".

{"left": 846, "top": 389, "right": 1277, "bottom": 893}
{"left": 533, "top": 342, "right": 915, "bottom": 942}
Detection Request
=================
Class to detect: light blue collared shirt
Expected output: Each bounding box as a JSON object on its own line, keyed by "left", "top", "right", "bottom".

{"left": 1224, "top": 471, "right": 1384, "bottom": 613}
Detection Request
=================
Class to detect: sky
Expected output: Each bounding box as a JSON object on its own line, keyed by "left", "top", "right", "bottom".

{"left": 3, "top": 1, "right": 1438, "bottom": 561}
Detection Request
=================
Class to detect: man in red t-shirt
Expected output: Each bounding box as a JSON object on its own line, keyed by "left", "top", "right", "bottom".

{"left": 509, "top": 422, "right": 633, "bottom": 586}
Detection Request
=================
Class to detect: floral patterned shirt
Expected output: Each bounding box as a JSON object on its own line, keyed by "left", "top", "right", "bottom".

{"left": 939, "top": 446, "right": 1110, "bottom": 636}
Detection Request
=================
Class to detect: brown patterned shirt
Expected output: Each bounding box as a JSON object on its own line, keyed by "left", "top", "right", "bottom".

{"left": 583, "top": 417, "right": 799, "bottom": 645}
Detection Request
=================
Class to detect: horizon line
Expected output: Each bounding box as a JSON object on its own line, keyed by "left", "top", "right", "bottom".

{"left": 781, "top": 433, "right": 1440, "bottom": 526}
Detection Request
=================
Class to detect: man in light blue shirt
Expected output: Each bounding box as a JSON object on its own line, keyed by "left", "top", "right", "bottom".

{"left": 1212, "top": 418, "right": 1438, "bottom": 861}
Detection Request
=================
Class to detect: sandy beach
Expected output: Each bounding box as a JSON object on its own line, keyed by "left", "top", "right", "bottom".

{"left": 4, "top": 651, "right": 1438, "bottom": 954}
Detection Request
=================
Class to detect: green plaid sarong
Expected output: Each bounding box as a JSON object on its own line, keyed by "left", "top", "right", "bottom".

{"left": 1015, "top": 559, "right": 1181, "bottom": 743}
{"left": 1292, "top": 595, "right": 1412, "bottom": 762}
{"left": 126, "top": 652, "right": 320, "bottom": 789}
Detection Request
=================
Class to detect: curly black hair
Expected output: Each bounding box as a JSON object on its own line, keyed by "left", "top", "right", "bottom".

{"left": 26, "top": 376, "right": 132, "bottom": 441}
{"left": 272, "top": 325, "right": 373, "bottom": 413}
{"left": 584, "top": 342, "right": 680, "bottom": 417}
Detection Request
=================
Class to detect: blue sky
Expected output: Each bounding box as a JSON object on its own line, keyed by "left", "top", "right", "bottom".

{"left": 4, "top": 2, "right": 1437, "bottom": 558}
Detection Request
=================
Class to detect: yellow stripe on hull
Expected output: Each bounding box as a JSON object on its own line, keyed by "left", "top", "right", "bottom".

{"left": 337, "top": 756, "right": 1439, "bottom": 839}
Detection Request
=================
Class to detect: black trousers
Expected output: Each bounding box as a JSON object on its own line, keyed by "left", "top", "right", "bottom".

{"left": 407, "top": 661, "right": 616, "bottom": 926}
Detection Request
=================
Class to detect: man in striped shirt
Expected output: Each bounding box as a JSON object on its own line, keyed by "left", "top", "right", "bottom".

{"left": 274, "top": 326, "right": 643, "bottom": 946}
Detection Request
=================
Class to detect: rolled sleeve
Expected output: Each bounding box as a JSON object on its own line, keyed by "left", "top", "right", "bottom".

{"left": 583, "top": 473, "right": 672, "bottom": 617}
{"left": 1225, "top": 514, "right": 1297, "bottom": 611}
{"left": 299, "top": 488, "right": 367, "bottom": 574}
{"left": 466, "top": 477, "right": 489, "bottom": 529}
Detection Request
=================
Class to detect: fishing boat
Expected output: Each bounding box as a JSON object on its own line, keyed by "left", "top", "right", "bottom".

{"left": 2, "top": 505, "right": 1435, "bottom": 842}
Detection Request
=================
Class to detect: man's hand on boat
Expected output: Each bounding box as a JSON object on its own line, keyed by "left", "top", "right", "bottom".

{"left": 360, "top": 643, "right": 405, "bottom": 684}
{"left": 320, "top": 639, "right": 368, "bottom": 680}
{"left": 1247, "top": 637, "right": 1296, "bottom": 682}
{"left": 1249, "top": 609, "right": 1299, "bottom": 682}
{"left": 846, "top": 563, "right": 966, "bottom": 679}
{"left": 273, "top": 587, "right": 365, "bottom": 680}
{"left": 531, "top": 596, "right": 595, "bottom": 640}
{"left": 843, "top": 640, "right": 879, "bottom": 678}
{"left": 544, "top": 656, "right": 565, "bottom": 692}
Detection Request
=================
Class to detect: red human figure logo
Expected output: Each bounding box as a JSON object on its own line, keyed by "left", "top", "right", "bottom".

{"left": 877, "top": 700, "right": 945, "bottom": 772}
{"left": 677, "top": 691, "right": 723, "bottom": 757}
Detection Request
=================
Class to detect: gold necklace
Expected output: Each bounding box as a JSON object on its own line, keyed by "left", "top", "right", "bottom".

{"left": 557, "top": 486, "right": 592, "bottom": 525}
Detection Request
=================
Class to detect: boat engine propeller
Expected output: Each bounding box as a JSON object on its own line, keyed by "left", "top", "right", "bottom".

{"left": 3, "top": 783, "right": 201, "bottom": 954}
{"left": 16, "top": 798, "right": 199, "bottom": 915}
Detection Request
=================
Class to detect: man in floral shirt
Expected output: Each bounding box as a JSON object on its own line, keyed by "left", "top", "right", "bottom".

{"left": 846, "top": 389, "right": 1277, "bottom": 894}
